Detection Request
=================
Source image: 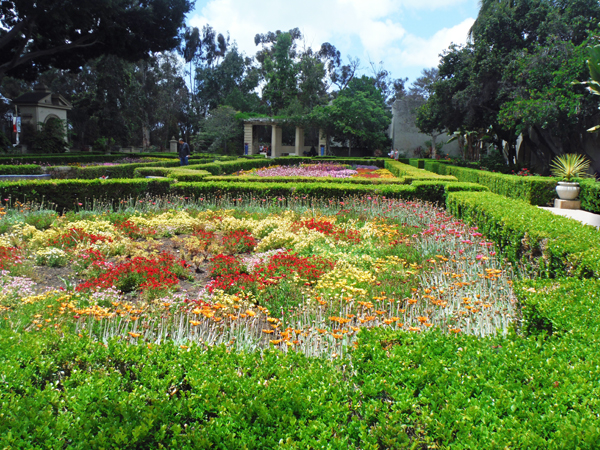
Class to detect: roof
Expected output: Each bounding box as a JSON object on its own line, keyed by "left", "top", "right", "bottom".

{"left": 12, "top": 85, "right": 72, "bottom": 110}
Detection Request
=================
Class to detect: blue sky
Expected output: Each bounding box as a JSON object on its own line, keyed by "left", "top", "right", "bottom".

{"left": 188, "top": 0, "right": 480, "bottom": 87}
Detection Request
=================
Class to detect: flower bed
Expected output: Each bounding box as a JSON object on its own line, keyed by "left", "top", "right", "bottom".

{"left": 238, "top": 163, "right": 395, "bottom": 179}
{"left": 0, "top": 195, "right": 514, "bottom": 355}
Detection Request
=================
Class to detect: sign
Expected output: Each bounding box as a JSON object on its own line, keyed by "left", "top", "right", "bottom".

{"left": 16, "top": 117, "right": 21, "bottom": 133}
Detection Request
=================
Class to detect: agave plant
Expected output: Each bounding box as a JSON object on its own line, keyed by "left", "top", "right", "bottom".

{"left": 550, "top": 154, "right": 591, "bottom": 182}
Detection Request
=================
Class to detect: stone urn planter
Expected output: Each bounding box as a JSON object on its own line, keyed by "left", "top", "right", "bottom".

{"left": 555, "top": 181, "right": 580, "bottom": 200}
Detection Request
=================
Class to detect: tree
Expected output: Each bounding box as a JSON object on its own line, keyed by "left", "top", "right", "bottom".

{"left": 312, "top": 76, "right": 391, "bottom": 156}
{"left": 418, "top": 0, "right": 600, "bottom": 169}
{"left": 259, "top": 32, "right": 300, "bottom": 114}
{"left": 195, "top": 106, "right": 242, "bottom": 154}
{"left": 0, "top": 0, "right": 193, "bottom": 82}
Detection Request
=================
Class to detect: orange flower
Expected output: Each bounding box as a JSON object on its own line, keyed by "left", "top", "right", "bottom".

{"left": 262, "top": 329, "right": 274, "bottom": 334}
{"left": 128, "top": 332, "right": 141, "bottom": 338}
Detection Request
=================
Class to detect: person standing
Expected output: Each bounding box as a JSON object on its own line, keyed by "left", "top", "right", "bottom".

{"left": 178, "top": 138, "right": 191, "bottom": 166}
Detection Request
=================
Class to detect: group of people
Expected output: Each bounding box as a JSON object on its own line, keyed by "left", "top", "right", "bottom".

{"left": 388, "top": 149, "right": 401, "bottom": 160}
{"left": 303, "top": 146, "right": 318, "bottom": 157}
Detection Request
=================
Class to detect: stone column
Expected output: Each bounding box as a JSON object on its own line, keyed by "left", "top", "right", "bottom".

{"left": 294, "top": 127, "right": 304, "bottom": 156}
{"left": 271, "top": 125, "right": 283, "bottom": 158}
{"left": 252, "top": 127, "right": 259, "bottom": 154}
{"left": 244, "top": 123, "right": 254, "bottom": 155}
{"left": 169, "top": 137, "right": 178, "bottom": 153}
{"left": 318, "top": 129, "right": 327, "bottom": 156}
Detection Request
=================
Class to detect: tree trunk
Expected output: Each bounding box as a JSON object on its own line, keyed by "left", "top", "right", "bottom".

{"left": 142, "top": 125, "right": 150, "bottom": 149}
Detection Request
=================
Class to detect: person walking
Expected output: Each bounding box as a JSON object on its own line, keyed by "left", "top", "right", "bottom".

{"left": 178, "top": 138, "right": 191, "bottom": 166}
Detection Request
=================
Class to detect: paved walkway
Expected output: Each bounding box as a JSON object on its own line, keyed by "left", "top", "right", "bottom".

{"left": 539, "top": 207, "right": 600, "bottom": 229}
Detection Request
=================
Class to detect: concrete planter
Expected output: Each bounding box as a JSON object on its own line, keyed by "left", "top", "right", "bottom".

{"left": 556, "top": 181, "right": 580, "bottom": 200}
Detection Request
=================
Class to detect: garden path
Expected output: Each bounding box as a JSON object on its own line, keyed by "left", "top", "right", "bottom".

{"left": 539, "top": 206, "right": 600, "bottom": 229}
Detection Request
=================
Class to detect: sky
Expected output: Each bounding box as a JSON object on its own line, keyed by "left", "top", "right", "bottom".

{"left": 188, "top": 0, "right": 480, "bottom": 87}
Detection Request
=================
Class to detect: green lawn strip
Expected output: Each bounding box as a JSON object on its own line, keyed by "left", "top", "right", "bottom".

{"left": 446, "top": 191, "right": 600, "bottom": 277}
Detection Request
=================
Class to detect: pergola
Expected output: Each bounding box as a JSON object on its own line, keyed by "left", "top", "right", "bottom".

{"left": 243, "top": 118, "right": 327, "bottom": 157}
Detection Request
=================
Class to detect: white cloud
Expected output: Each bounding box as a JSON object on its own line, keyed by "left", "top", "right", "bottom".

{"left": 396, "top": 18, "right": 475, "bottom": 68}
{"left": 188, "top": 0, "right": 475, "bottom": 81}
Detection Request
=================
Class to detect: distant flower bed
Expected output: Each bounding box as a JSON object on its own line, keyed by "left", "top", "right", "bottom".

{"left": 68, "top": 157, "right": 163, "bottom": 167}
{"left": 238, "top": 163, "right": 395, "bottom": 179}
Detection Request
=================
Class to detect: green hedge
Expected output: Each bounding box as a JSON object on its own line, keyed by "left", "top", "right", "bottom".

{"left": 0, "top": 179, "right": 171, "bottom": 210}
{"left": 133, "top": 167, "right": 212, "bottom": 181}
{"left": 204, "top": 175, "right": 405, "bottom": 185}
{"left": 171, "top": 180, "right": 486, "bottom": 204}
{"left": 64, "top": 161, "right": 180, "bottom": 179}
{"left": 3, "top": 323, "right": 599, "bottom": 448}
{"left": 579, "top": 178, "right": 600, "bottom": 214}
{"left": 408, "top": 158, "right": 425, "bottom": 168}
{"left": 385, "top": 160, "right": 458, "bottom": 183}
{"left": 354, "top": 327, "right": 600, "bottom": 448}
{"left": 517, "top": 277, "right": 600, "bottom": 338}
{"left": 412, "top": 181, "right": 488, "bottom": 204}
{"left": 425, "top": 161, "right": 557, "bottom": 206}
{"left": 0, "top": 164, "right": 43, "bottom": 175}
{"left": 446, "top": 191, "right": 600, "bottom": 277}
{"left": 0, "top": 154, "right": 143, "bottom": 165}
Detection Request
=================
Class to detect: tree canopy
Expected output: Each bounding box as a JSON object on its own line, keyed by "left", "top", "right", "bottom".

{"left": 0, "top": 0, "right": 193, "bottom": 82}
{"left": 311, "top": 76, "right": 391, "bottom": 155}
{"left": 417, "top": 0, "right": 600, "bottom": 170}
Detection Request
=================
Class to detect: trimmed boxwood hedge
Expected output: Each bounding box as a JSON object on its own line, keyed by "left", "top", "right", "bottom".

{"left": 385, "top": 160, "right": 458, "bottom": 183}
{"left": 518, "top": 277, "right": 600, "bottom": 337}
{"left": 133, "top": 166, "right": 212, "bottom": 181}
{"left": 424, "top": 160, "right": 557, "bottom": 206}
{"left": 203, "top": 175, "right": 406, "bottom": 185}
{"left": 171, "top": 180, "right": 487, "bottom": 204}
{"left": 64, "top": 160, "right": 181, "bottom": 179}
{"left": 579, "top": 178, "right": 600, "bottom": 214}
{"left": 0, "top": 164, "right": 43, "bottom": 175}
{"left": 446, "top": 191, "right": 600, "bottom": 278}
{"left": 0, "top": 179, "right": 171, "bottom": 210}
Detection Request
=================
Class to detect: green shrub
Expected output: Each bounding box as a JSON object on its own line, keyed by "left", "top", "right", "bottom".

{"left": 0, "top": 164, "right": 43, "bottom": 175}
{"left": 412, "top": 181, "right": 488, "bottom": 204}
{"left": 354, "top": 328, "right": 600, "bottom": 448}
{"left": 408, "top": 159, "right": 425, "bottom": 168}
{"left": 0, "top": 154, "right": 150, "bottom": 165}
{"left": 204, "top": 175, "right": 405, "bottom": 185}
{"left": 516, "top": 277, "right": 600, "bottom": 337}
{"left": 427, "top": 163, "right": 557, "bottom": 205}
{"left": 172, "top": 180, "right": 487, "bottom": 204}
{"left": 446, "top": 191, "right": 600, "bottom": 277}
{"left": 69, "top": 161, "right": 180, "bottom": 179}
{"left": 385, "top": 160, "right": 458, "bottom": 183}
{"left": 0, "top": 179, "right": 171, "bottom": 210}
{"left": 579, "top": 178, "right": 600, "bottom": 214}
